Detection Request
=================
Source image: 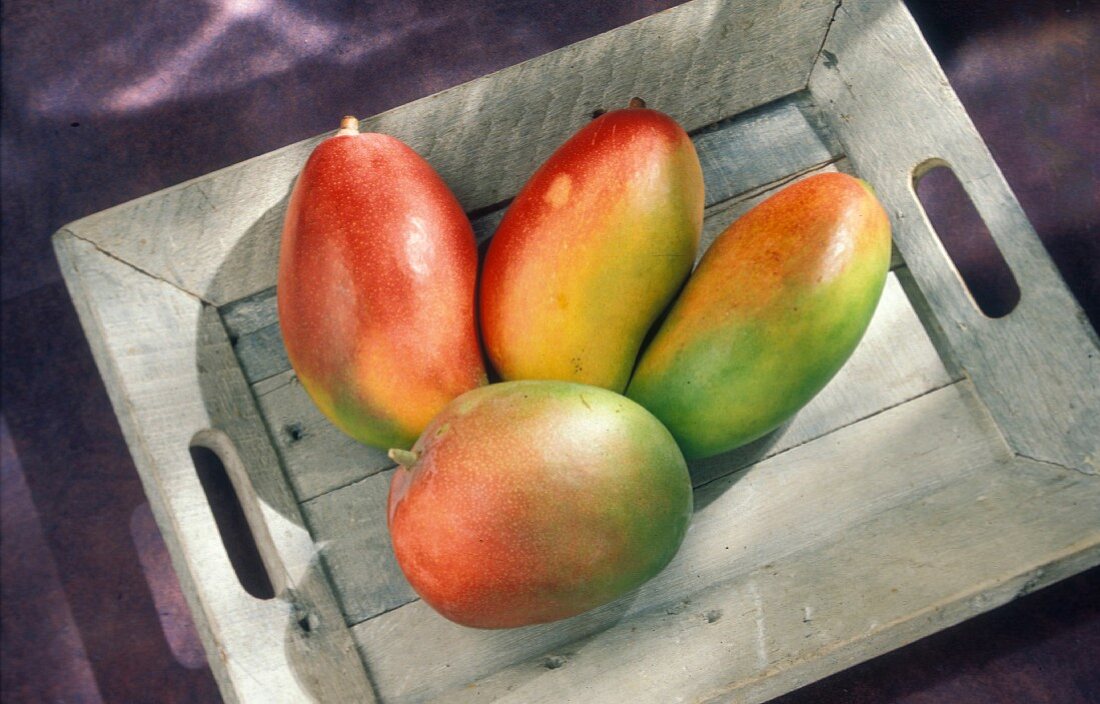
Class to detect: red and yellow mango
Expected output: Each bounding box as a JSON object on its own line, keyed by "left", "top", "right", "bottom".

{"left": 387, "top": 380, "right": 693, "bottom": 628}
{"left": 277, "top": 117, "right": 486, "bottom": 450}
{"left": 480, "top": 104, "right": 704, "bottom": 393}
{"left": 627, "top": 172, "right": 892, "bottom": 459}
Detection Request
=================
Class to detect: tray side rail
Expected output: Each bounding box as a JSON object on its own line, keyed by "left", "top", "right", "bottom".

{"left": 52, "top": 233, "right": 377, "bottom": 704}
{"left": 55, "top": 0, "right": 841, "bottom": 309}
{"left": 808, "top": 0, "right": 1100, "bottom": 474}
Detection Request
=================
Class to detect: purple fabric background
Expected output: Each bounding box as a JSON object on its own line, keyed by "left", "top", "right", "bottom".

{"left": 2, "top": 1, "right": 1097, "bottom": 702}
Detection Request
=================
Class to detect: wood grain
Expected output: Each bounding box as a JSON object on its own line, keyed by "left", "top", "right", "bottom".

{"left": 808, "top": 0, "right": 1100, "bottom": 473}
{"left": 302, "top": 469, "right": 413, "bottom": 624}
{"left": 441, "top": 454, "right": 1100, "bottom": 704}
{"left": 52, "top": 234, "right": 375, "bottom": 704}
{"left": 253, "top": 372, "right": 394, "bottom": 502}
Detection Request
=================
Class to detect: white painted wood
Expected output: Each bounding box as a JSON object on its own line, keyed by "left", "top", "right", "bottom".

{"left": 351, "top": 382, "right": 1100, "bottom": 703}
{"left": 233, "top": 322, "right": 290, "bottom": 384}
{"left": 52, "top": 233, "right": 375, "bottom": 704}
{"left": 59, "top": 0, "right": 840, "bottom": 307}
{"left": 808, "top": 0, "right": 1100, "bottom": 474}
{"left": 221, "top": 286, "right": 281, "bottom": 339}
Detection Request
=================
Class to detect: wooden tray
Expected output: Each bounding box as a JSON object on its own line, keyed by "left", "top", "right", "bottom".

{"left": 53, "top": 1, "right": 1100, "bottom": 702}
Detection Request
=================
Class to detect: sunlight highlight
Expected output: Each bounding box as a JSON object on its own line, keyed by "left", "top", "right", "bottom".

{"left": 29, "top": 0, "right": 442, "bottom": 116}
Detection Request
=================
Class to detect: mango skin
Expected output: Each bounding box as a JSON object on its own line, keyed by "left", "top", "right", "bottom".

{"left": 480, "top": 107, "right": 704, "bottom": 393}
{"left": 627, "top": 172, "right": 892, "bottom": 460}
{"left": 277, "top": 128, "right": 486, "bottom": 451}
{"left": 387, "top": 380, "right": 693, "bottom": 629}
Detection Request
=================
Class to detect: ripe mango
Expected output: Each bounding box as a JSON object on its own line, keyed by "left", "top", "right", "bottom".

{"left": 627, "top": 172, "right": 892, "bottom": 459}
{"left": 278, "top": 117, "right": 486, "bottom": 450}
{"left": 387, "top": 380, "right": 693, "bottom": 628}
{"left": 480, "top": 104, "right": 704, "bottom": 393}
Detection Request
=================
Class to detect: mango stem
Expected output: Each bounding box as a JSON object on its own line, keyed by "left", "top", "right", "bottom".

{"left": 336, "top": 115, "right": 360, "bottom": 136}
{"left": 389, "top": 448, "right": 420, "bottom": 469}
{"left": 628, "top": 96, "right": 646, "bottom": 108}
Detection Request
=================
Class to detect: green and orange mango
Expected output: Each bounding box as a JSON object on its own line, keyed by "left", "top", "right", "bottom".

{"left": 627, "top": 172, "right": 892, "bottom": 459}
{"left": 387, "top": 380, "right": 693, "bottom": 628}
{"left": 277, "top": 117, "right": 486, "bottom": 451}
{"left": 480, "top": 104, "right": 704, "bottom": 393}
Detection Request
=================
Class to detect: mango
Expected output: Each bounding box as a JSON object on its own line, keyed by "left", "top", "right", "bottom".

{"left": 277, "top": 117, "right": 486, "bottom": 450}
{"left": 480, "top": 103, "right": 704, "bottom": 393}
{"left": 387, "top": 380, "right": 693, "bottom": 628}
{"left": 626, "top": 172, "right": 892, "bottom": 459}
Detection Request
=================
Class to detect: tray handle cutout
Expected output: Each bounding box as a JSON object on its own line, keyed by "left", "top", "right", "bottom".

{"left": 892, "top": 148, "right": 1100, "bottom": 473}
{"left": 808, "top": 0, "right": 1100, "bottom": 472}
{"left": 912, "top": 159, "right": 1021, "bottom": 320}
{"left": 189, "top": 441, "right": 275, "bottom": 600}
{"left": 190, "top": 428, "right": 291, "bottom": 598}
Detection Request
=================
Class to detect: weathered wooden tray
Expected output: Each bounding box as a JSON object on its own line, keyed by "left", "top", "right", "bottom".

{"left": 53, "top": 1, "right": 1100, "bottom": 702}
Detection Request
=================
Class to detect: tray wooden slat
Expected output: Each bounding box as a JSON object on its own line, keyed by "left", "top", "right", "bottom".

{"left": 441, "top": 452, "right": 1099, "bottom": 704}
{"left": 253, "top": 370, "right": 393, "bottom": 502}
